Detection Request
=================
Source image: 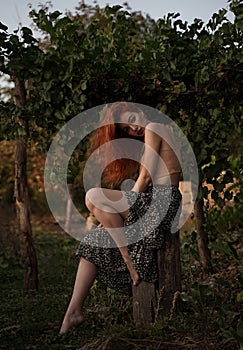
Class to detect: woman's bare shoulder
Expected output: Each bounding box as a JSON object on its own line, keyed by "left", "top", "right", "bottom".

{"left": 145, "top": 122, "right": 166, "bottom": 135}
{"left": 144, "top": 123, "right": 162, "bottom": 145}
{"left": 145, "top": 122, "right": 177, "bottom": 145}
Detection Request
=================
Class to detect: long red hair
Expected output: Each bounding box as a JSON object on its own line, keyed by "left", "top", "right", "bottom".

{"left": 88, "top": 102, "right": 144, "bottom": 187}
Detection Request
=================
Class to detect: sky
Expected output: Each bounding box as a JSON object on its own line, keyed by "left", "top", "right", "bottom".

{"left": 0, "top": 0, "right": 234, "bottom": 33}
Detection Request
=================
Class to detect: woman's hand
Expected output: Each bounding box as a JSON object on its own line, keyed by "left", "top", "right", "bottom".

{"left": 123, "top": 256, "right": 140, "bottom": 286}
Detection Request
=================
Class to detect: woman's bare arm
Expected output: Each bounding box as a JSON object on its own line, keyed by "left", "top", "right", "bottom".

{"left": 131, "top": 123, "right": 162, "bottom": 192}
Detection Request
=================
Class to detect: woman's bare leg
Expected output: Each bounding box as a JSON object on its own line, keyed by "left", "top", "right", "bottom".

{"left": 59, "top": 258, "right": 97, "bottom": 334}
{"left": 86, "top": 188, "right": 140, "bottom": 286}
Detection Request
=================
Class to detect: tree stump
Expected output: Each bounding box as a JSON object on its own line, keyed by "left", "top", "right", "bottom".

{"left": 132, "top": 230, "right": 181, "bottom": 324}
{"left": 132, "top": 281, "right": 156, "bottom": 325}
{"left": 157, "top": 230, "right": 182, "bottom": 315}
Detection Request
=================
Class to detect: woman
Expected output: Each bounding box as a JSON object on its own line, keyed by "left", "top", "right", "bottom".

{"left": 59, "top": 102, "right": 182, "bottom": 334}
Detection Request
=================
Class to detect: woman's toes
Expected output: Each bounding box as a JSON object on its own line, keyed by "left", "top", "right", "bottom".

{"left": 59, "top": 313, "right": 85, "bottom": 334}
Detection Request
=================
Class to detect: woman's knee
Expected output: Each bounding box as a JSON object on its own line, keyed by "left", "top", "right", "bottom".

{"left": 85, "top": 187, "right": 101, "bottom": 212}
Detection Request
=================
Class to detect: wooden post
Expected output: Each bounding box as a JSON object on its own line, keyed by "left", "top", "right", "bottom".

{"left": 132, "top": 231, "right": 181, "bottom": 324}
{"left": 157, "top": 231, "right": 182, "bottom": 315}
{"left": 132, "top": 281, "right": 156, "bottom": 325}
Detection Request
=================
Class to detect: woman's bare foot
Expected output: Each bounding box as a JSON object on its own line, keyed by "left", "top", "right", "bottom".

{"left": 59, "top": 311, "right": 85, "bottom": 334}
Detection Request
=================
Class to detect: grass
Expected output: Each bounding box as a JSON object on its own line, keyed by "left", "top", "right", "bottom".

{"left": 0, "top": 218, "right": 242, "bottom": 350}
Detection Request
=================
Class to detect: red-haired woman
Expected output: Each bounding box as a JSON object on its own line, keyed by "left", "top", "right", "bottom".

{"left": 60, "top": 102, "right": 182, "bottom": 333}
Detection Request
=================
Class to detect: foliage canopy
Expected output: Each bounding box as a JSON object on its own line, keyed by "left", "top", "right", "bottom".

{"left": 0, "top": 0, "right": 242, "bottom": 203}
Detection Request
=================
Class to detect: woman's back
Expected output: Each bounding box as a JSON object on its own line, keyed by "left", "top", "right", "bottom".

{"left": 144, "top": 122, "right": 181, "bottom": 187}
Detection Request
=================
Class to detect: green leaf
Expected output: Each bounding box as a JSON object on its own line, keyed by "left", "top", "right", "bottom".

{"left": 0, "top": 22, "right": 8, "bottom": 31}
{"left": 237, "top": 321, "right": 243, "bottom": 340}
{"left": 213, "top": 182, "right": 225, "bottom": 192}
{"left": 236, "top": 291, "right": 243, "bottom": 303}
{"left": 222, "top": 170, "right": 234, "bottom": 184}
{"left": 224, "top": 191, "right": 233, "bottom": 200}
{"left": 211, "top": 189, "right": 219, "bottom": 201}
{"left": 81, "top": 80, "right": 87, "bottom": 91}
{"left": 205, "top": 164, "right": 222, "bottom": 179}
{"left": 21, "top": 27, "right": 33, "bottom": 36}
{"left": 49, "top": 10, "right": 62, "bottom": 21}
{"left": 104, "top": 5, "right": 123, "bottom": 15}
{"left": 215, "top": 197, "right": 224, "bottom": 208}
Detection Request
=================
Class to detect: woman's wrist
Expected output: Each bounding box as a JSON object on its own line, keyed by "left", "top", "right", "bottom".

{"left": 121, "top": 253, "right": 131, "bottom": 264}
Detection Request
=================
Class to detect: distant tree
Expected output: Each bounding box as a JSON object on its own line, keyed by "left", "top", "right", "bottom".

{"left": 0, "top": 24, "right": 42, "bottom": 290}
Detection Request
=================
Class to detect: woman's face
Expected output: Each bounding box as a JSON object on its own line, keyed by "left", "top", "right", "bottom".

{"left": 118, "top": 110, "right": 148, "bottom": 137}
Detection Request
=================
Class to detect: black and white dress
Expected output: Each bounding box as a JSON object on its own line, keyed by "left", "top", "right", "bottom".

{"left": 75, "top": 184, "right": 182, "bottom": 295}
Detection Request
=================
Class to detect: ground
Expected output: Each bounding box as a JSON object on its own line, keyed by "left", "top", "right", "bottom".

{"left": 0, "top": 208, "right": 242, "bottom": 350}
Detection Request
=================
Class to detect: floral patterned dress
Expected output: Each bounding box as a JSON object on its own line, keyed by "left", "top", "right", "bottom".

{"left": 75, "top": 184, "right": 182, "bottom": 295}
